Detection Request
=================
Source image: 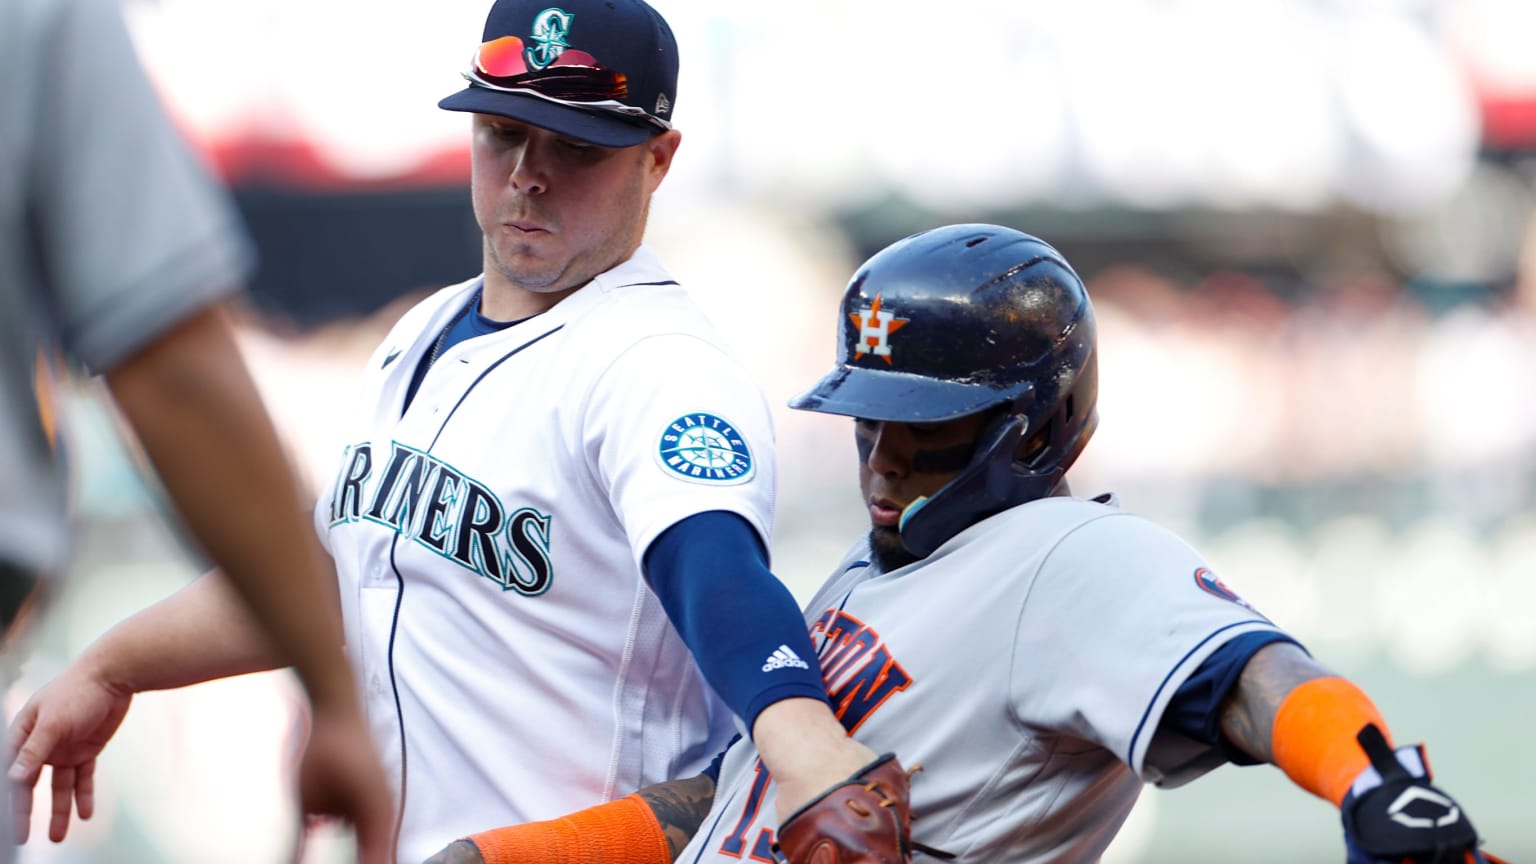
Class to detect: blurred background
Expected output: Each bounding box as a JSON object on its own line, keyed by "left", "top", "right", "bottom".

{"left": 10, "top": 0, "right": 1535, "bottom": 860}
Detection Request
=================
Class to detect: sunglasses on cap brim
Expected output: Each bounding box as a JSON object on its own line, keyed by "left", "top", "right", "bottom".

{"left": 463, "top": 36, "right": 671, "bottom": 132}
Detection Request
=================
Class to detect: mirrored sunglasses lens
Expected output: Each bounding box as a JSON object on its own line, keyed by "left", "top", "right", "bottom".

{"left": 476, "top": 36, "right": 528, "bottom": 78}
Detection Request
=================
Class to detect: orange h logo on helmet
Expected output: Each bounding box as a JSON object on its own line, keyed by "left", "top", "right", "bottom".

{"left": 850, "top": 294, "right": 909, "bottom": 364}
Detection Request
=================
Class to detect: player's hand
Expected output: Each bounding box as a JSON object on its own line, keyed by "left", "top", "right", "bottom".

{"left": 295, "top": 698, "right": 394, "bottom": 864}
{"left": 772, "top": 735, "right": 884, "bottom": 826}
{"left": 1341, "top": 724, "right": 1505, "bottom": 864}
{"left": 4, "top": 661, "right": 133, "bottom": 844}
{"left": 750, "top": 698, "right": 881, "bottom": 824}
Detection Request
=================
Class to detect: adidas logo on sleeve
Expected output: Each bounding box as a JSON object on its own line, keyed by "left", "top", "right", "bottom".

{"left": 762, "top": 644, "right": 810, "bottom": 672}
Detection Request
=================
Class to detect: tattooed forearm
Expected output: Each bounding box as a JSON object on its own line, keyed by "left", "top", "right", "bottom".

{"left": 1218, "top": 642, "right": 1331, "bottom": 763}
{"left": 422, "top": 839, "right": 483, "bottom": 864}
{"left": 638, "top": 772, "right": 718, "bottom": 860}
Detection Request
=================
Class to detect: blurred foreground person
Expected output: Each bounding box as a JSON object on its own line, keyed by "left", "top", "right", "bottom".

{"left": 0, "top": 0, "right": 391, "bottom": 858}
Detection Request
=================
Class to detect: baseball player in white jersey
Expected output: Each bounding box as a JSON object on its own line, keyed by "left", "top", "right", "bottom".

{"left": 429, "top": 225, "right": 1506, "bottom": 864}
{"left": 321, "top": 251, "right": 781, "bottom": 854}
{"left": 8, "top": 0, "right": 883, "bottom": 858}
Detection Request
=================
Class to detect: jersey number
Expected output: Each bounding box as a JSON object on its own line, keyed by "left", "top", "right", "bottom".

{"left": 719, "top": 759, "right": 776, "bottom": 861}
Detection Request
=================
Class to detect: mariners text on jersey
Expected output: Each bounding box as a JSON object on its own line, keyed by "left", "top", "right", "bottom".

{"left": 329, "top": 440, "right": 554, "bottom": 594}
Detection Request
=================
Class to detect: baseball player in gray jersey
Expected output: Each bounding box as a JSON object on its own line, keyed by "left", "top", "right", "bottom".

{"left": 429, "top": 224, "right": 1505, "bottom": 864}
{"left": 8, "top": 0, "right": 885, "bottom": 859}
{"left": 0, "top": 0, "right": 390, "bottom": 857}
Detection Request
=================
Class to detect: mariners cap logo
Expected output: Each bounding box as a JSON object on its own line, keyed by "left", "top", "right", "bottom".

{"left": 850, "top": 294, "right": 909, "bottom": 365}
{"left": 526, "top": 7, "right": 574, "bottom": 70}
{"left": 656, "top": 413, "right": 755, "bottom": 484}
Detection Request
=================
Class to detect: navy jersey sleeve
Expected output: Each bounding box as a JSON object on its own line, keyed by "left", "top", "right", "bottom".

{"left": 643, "top": 511, "right": 830, "bottom": 732}
{"left": 1159, "top": 631, "right": 1305, "bottom": 765}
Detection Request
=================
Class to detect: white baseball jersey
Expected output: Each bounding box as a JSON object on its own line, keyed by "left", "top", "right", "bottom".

{"left": 315, "top": 246, "right": 774, "bottom": 860}
{"left": 679, "top": 495, "right": 1285, "bottom": 863}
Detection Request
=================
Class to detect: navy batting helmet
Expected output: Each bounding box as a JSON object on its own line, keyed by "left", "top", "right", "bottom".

{"left": 789, "top": 223, "right": 1098, "bottom": 558}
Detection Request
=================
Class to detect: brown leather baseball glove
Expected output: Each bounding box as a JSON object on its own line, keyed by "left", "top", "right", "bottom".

{"left": 773, "top": 753, "right": 916, "bottom": 864}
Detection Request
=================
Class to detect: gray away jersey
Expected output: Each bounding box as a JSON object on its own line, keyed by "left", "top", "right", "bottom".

{"left": 679, "top": 495, "right": 1285, "bottom": 863}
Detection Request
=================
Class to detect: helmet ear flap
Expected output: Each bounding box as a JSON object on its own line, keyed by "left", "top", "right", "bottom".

{"left": 1048, "top": 347, "right": 1099, "bottom": 475}
{"left": 897, "top": 411, "right": 1027, "bottom": 558}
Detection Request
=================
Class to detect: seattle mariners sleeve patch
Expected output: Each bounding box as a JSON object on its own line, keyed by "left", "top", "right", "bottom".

{"left": 656, "top": 413, "right": 755, "bottom": 484}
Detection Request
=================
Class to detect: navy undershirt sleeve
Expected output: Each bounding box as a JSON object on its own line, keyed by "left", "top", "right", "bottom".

{"left": 643, "top": 511, "right": 830, "bottom": 735}
{"left": 1160, "top": 630, "right": 1305, "bottom": 766}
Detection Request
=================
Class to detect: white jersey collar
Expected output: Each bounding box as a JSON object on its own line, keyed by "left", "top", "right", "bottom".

{"left": 467, "top": 244, "right": 674, "bottom": 329}
{"left": 587, "top": 244, "right": 672, "bottom": 292}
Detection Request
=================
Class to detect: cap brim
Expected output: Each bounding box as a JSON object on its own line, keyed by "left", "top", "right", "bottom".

{"left": 439, "top": 85, "right": 656, "bottom": 148}
{"left": 788, "top": 364, "right": 1028, "bottom": 423}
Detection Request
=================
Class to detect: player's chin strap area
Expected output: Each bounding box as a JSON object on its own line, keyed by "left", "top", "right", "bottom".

{"left": 896, "top": 411, "right": 1030, "bottom": 559}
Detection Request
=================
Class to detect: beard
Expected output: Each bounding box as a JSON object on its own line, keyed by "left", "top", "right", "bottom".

{"left": 867, "top": 525, "right": 922, "bottom": 573}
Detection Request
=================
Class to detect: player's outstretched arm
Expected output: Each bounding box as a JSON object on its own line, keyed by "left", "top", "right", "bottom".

{"left": 641, "top": 513, "right": 883, "bottom": 823}
{"left": 1217, "top": 643, "right": 1504, "bottom": 864}
{"left": 101, "top": 303, "right": 355, "bottom": 709}
{"left": 79, "top": 304, "right": 391, "bottom": 859}
{"left": 421, "top": 772, "right": 718, "bottom": 864}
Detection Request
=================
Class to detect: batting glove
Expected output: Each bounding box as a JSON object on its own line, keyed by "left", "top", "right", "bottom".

{"left": 1341, "top": 724, "right": 1505, "bottom": 864}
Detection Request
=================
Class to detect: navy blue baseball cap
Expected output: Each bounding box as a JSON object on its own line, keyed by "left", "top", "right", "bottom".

{"left": 439, "top": 0, "right": 678, "bottom": 147}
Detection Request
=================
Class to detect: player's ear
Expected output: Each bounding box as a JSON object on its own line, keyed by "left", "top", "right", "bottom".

{"left": 643, "top": 129, "right": 682, "bottom": 188}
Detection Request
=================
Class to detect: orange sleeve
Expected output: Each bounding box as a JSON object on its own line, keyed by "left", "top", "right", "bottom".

{"left": 1270, "top": 676, "right": 1390, "bottom": 806}
{"left": 468, "top": 793, "right": 672, "bottom": 864}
